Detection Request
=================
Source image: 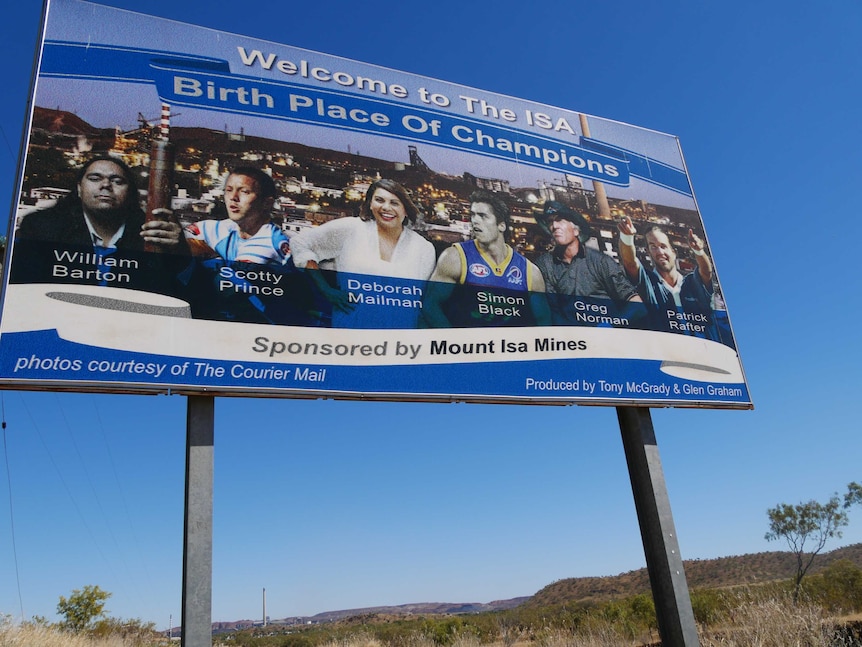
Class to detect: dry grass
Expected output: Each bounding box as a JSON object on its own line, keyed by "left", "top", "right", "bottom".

{"left": 5, "top": 593, "right": 859, "bottom": 647}
{"left": 319, "top": 633, "right": 387, "bottom": 647}
{"left": 0, "top": 619, "right": 166, "bottom": 647}
{"left": 698, "top": 593, "right": 837, "bottom": 647}
{"left": 537, "top": 626, "right": 642, "bottom": 647}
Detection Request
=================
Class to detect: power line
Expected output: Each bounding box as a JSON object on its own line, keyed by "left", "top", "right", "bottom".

{"left": 1, "top": 393, "right": 25, "bottom": 622}
{"left": 19, "top": 395, "right": 118, "bottom": 583}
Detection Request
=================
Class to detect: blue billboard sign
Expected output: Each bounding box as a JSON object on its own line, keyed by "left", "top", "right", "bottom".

{"left": 0, "top": 0, "right": 751, "bottom": 408}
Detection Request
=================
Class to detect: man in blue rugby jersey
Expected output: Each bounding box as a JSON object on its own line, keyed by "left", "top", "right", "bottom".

{"left": 184, "top": 166, "right": 290, "bottom": 265}
{"left": 181, "top": 166, "right": 311, "bottom": 324}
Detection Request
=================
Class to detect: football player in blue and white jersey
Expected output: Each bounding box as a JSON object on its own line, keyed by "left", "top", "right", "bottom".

{"left": 185, "top": 166, "right": 290, "bottom": 265}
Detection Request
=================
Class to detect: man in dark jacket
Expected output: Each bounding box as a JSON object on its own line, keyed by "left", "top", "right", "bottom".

{"left": 17, "top": 156, "right": 183, "bottom": 251}
{"left": 536, "top": 201, "right": 643, "bottom": 327}
{"left": 12, "top": 155, "right": 188, "bottom": 292}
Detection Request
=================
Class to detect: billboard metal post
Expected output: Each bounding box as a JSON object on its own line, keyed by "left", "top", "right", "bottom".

{"left": 181, "top": 395, "right": 214, "bottom": 647}
{"left": 617, "top": 406, "right": 700, "bottom": 647}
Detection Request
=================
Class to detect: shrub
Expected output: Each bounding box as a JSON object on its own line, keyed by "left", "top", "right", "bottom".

{"left": 807, "top": 559, "right": 862, "bottom": 613}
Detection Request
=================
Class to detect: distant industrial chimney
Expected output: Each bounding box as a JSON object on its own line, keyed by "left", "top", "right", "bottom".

{"left": 159, "top": 103, "right": 170, "bottom": 140}
{"left": 263, "top": 588, "right": 267, "bottom": 627}
{"left": 145, "top": 102, "right": 175, "bottom": 252}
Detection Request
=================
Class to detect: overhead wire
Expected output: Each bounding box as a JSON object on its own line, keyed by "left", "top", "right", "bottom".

{"left": 51, "top": 392, "right": 149, "bottom": 607}
{"left": 18, "top": 394, "right": 119, "bottom": 583}
{"left": 88, "top": 395, "right": 154, "bottom": 603}
{"left": 0, "top": 124, "right": 16, "bottom": 161}
{"left": 1, "top": 392, "right": 25, "bottom": 622}
{"left": 53, "top": 394, "right": 127, "bottom": 556}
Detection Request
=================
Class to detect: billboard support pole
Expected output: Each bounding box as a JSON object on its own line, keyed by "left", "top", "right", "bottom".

{"left": 578, "top": 114, "right": 611, "bottom": 219}
{"left": 617, "top": 406, "right": 700, "bottom": 647}
{"left": 181, "top": 395, "right": 214, "bottom": 647}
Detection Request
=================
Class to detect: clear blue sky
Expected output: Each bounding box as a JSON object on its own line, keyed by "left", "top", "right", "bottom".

{"left": 1, "top": 0, "right": 861, "bottom": 631}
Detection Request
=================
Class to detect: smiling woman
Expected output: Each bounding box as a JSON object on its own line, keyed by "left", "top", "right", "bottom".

{"left": 290, "top": 178, "right": 436, "bottom": 281}
{"left": 289, "top": 179, "right": 437, "bottom": 318}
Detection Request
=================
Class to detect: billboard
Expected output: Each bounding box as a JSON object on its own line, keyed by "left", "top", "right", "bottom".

{"left": 0, "top": 0, "right": 752, "bottom": 408}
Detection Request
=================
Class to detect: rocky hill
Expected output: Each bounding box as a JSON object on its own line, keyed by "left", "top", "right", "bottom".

{"left": 529, "top": 543, "right": 862, "bottom": 607}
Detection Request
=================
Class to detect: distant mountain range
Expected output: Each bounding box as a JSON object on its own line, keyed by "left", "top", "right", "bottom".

{"left": 211, "top": 599, "right": 530, "bottom": 631}
{"left": 29, "top": 105, "right": 402, "bottom": 169}
{"left": 210, "top": 543, "right": 862, "bottom": 632}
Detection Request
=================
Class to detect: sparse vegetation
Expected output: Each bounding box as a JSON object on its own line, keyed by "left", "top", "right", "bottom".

{"left": 0, "top": 614, "right": 164, "bottom": 647}
{"left": 529, "top": 543, "right": 862, "bottom": 607}
{"left": 6, "top": 546, "right": 862, "bottom": 646}
{"left": 698, "top": 593, "right": 836, "bottom": 647}
{"left": 219, "top": 555, "right": 862, "bottom": 647}
{"left": 763, "top": 482, "right": 862, "bottom": 603}
{"left": 765, "top": 492, "right": 849, "bottom": 601}
{"left": 0, "top": 585, "right": 164, "bottom": 647}
{"left": 217, "top": 586, "right": 862, "bottom": 647}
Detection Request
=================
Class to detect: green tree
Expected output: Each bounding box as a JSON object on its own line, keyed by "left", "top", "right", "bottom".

{"left": 765, "top": 495, "right": 848, "bottom": 601}
{"left": 56, "top": 585, "right": 111, "bottom": 633}
{"left": 845, "top": 481, "right": 862, "bottom": 509}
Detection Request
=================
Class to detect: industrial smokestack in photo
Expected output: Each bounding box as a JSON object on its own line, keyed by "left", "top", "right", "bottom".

{"left": 579, "top": 114, "right": 611, "bottom": 219}
{"left": 145, "top": 103, "right": 177, "bottom": 252}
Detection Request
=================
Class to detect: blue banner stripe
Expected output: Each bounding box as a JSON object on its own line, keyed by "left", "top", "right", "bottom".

{"left": 0, "top": 330, "right": 751, "bottom": 406}
{"left": 579, "top": 137, "right": 692, "bottom": 196}
{"left": 37, "top": 41, "right": 686, "bottom": 194}
{"left": 41, "top": 40, "right": 230, "bottom": 83}
{"left": 150, "top": 63, "right": 629, "bottom": 185}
